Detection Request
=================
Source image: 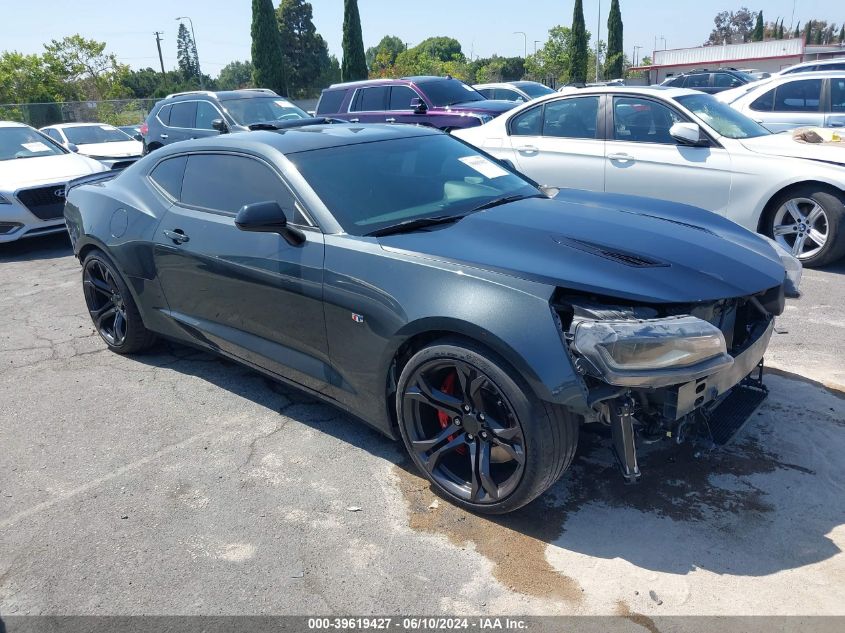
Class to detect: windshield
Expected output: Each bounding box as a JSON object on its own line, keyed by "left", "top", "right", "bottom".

{"left": 64, "top": 125, "right": 132, "bottom": 145}
{"left": 222, "top": 96, "right": 309, "bottom": 125}
{"left": 0, "top": 127, "right": 65, "bottom": 161}
{"left": 517, "top": 82, "right": 555, "bottom": 98}
{"left": 416, "top": 79, "right": 485, "bottom": 106}
{"left": 674, "top": 93, "right": 770, "bottom": 139}
{"left": 288, "top": 134, "right": 539, "bottom": 236}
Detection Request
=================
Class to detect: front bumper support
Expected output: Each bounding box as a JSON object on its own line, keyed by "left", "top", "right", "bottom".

{"left": 610, "top": 396, "right": 641, "bottom": 483}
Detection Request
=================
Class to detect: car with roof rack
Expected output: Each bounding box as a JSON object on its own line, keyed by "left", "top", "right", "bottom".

{"left": 141, "top": 88, "right": 310, "bottom": 153}
{"left": 314, "top": 76, "right": 519, "bottom": 131}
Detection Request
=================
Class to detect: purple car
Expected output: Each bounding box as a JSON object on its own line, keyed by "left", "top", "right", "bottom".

{"left": 315, "top": 76, "right": 519, "bottom": 131}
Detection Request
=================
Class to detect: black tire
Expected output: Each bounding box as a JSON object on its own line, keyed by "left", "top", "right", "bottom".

{"left": 82, "top": 250, "right": 157, "bottom": 354}
{"left": 396, "top": 338, "right": 579, "bottom": 514}
{"left": 764, "top": 185, "right": 845, "bottom": 268}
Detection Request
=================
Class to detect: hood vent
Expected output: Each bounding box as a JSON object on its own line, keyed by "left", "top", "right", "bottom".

{"left": 553, "top": 236, "right": 669, "bottom": 268}
{"left": 619, "top": 209, "right": 714, "bottom": 234}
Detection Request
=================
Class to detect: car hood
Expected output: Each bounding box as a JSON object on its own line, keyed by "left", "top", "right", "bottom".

{"left": 378, "top": 191, "right": 785, "bottom": 304}
{"left": 76, "top": 140, "right": 143, "bottom": 158}
{"left": 739, "top": 132, "right": 845, "bottom": 165}
{"left": 442, "top": 100, "right": 519, "bottom": 115}
{"left": 0, "top": 153, "right": 106, "bottom": 190}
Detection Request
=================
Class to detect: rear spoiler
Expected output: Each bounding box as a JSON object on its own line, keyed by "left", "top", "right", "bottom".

{"left": 65, "top": 170, "right": 121, "bottom": 196}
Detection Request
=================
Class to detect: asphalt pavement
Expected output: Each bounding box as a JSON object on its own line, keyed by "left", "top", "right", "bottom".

{"left": 1, "top": 233, "right": 843, "bottom": 618}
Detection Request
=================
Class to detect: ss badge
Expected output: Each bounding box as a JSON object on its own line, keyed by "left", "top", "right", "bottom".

{"left": 351, "top": 313, "right": 365, "bottom": 323}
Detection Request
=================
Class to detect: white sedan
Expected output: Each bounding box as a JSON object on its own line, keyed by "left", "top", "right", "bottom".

{"left": 40, "top": 122, "right": 143, "bottom": 169}
{"left": 1, "top": 121, "right": 107, "bottom": 243}
{"left": 454, "top": 86, "right": 845, "bottom": 267}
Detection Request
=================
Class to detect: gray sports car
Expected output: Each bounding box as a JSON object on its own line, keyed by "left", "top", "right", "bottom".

{"left": 64, "top": 121, "right": 800, "bottom": 514}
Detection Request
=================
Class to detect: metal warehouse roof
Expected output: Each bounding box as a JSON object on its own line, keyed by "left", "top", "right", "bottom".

{"left": 649, "top": 38, "right": 804, "bottom": 69}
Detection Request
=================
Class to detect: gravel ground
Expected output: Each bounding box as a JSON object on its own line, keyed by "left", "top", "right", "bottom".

{"left": 1, "top": 234, "right": 843, "bottom": 618}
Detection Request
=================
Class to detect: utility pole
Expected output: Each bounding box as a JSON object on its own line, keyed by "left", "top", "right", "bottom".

{"left": 154, "top": 32, "right": 166, "bottom": 76}
{"left": 596, "top": 0, "right": 601, "bottom": 81}
{"left": 633, "top": 45, "right": 642, "bottom": 67}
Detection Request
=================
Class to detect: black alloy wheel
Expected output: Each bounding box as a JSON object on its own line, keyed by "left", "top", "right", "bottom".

{"left": 397, "top": 340, "right": 579, "bottom": 514}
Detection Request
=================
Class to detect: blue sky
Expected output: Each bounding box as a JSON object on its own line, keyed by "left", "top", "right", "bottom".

{"left": 0, "top": 0, "right": 839, "bottom": 74}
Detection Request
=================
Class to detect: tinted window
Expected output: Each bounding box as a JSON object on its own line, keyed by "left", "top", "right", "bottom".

{"left": 316, "top": 89, "right": 346, "bottom": 115}
{"left": 774, "top": 79, "right": 822, "bottom": 112}
{"left": 516, "top": 82, "right": 555, "bottom": 98}
{"left": 156, "top": 104, "right": 172, "bottom": 125}
{"left": 685, "top": 73, "right": 711, "bottom": 88}
{"left": 661, "top": 76, "right": 684, "bottom": 87}
{"left": 149, "top": 155, "right": 187, "bottom": 199}
{"left": 44, "top": 129, "right": 63, "bottom": 143}
{"left": 613, "top": 97, "right": 684, "bottom": 144}
{"left": 714, "top": 73, "right": 743, "bottom": 88}
{"left": 542, "top": 96, "right": 599, "bottom": 139}
{"left": 221, "top": 96, "right": 308, "bottom": 125}
{"left": 169, "top": 101, "right": 196, "bottom": 128}
{"left": 476, "top": 88, "right": 494, "bottom": 99}
{"left": 415, "top": 79, "right": 485, "bottom": 106}
{"left": 195, "top": 101, "right": 221, "bottom": 130}
{"left": 832, "top": 78, "right": 845, "bottom": 113}
{"left": 509, "top": 105, "right": 543, "bottom": 136}
{"left": 180, "top": 154, "right": 300, "bottom": 220}
{"left": 495, "top": 88, "right": 523, "bottom": 101}
{"left": 750, "top": 88, "right": 775, "bottom": 111}
{"left": 352, "top": 87, "right": 388, "bottom": 112}
{"left": 389, "top": 85, "right": 418, "bottom": 110}
{"left": 820, "top": 63, "right": 845, "bottom": 71}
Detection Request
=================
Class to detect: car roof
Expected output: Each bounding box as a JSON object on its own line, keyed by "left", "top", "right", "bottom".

{"left": 326, "top": 76, "right": 453, "bottom": 90}
{"left": 42, "top": 122, "right": 117, "bottom": 130}
{"left": 154, "top": 123, "right": 443, "bottom": 157}
{"left": 163, "top": 89, "right": 283, "bottom": 103}
{"left": 0, "top": 121, "right": 30, "bottom": 129}
{"left": 555, "top": 85, "right": 695, "bottom": 98}
{"left": 781, "top": 57, "right": 845, "bottom": 70}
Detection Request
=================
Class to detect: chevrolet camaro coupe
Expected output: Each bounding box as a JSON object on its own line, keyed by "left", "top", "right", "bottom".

{"left": 64, "top": 122, "right": 800, "bottom": 514}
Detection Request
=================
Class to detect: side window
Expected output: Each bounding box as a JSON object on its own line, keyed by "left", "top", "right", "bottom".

{"left": 831, "top": 79, "right": 845, "bottom": 113}
{"left": 149, "top": 155, "right": 187, "bottom": 199}
{"left": 773, "top": 79, "right": 822, "bottom": 112}
{"left": 195, "top": 102, "right": 221, "bottom": 130}
{"left": 509, "top": 104, "right": 543, "bottom": 136}
{"left": 476, "top": 88, "right": 494, "bottom": 99}
{"left": 613, "top": 97, "right": 684, "bottom": 144}
{"left": 169, "top": 101, "right": 196, "bottom": 128}
{"left": 316, "top": 89, "right": 346, "bottom": 115}
{"left": 180, "top": 154, "right": 304, "bottom": 223}
{"left": 750, "top": 88, "right": 775, "bottom": 111}
{"left": 352, "top": 87, "right": 388, "bottom": 112}
{"left": 389, "top": 86, "right": 418, "bottom": 110}
{"left": 495, "top": 88, "right": 523, "bottom": 101}
{"left": 156, "top": 104, "right": 172, "bottom": 126}
{"left": 714, "top": 73, "right": 742, "bottom": 88}
{"left": 542, "top": 96, "right": 599, "bottom": 139}
{"left": 685, "top": 73, "right": 711, "bottom": 88}
{"left": 45, "top": 129, "right": 63, "bottom": 143}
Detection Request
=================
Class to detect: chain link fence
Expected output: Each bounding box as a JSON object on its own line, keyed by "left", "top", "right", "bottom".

{"left": 0, "top": 98, "right": 157, "bottom": 128}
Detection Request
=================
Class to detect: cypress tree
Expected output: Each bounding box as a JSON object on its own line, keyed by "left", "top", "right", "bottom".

{"left": 604, "top": 0, "right": 624, "bottom": 79}
{"left": 804, "top": 21, "right": 813, "bottom": 44}
{"left": 778, "top": 19, "right": 785, "bottom": 39}
{"left": 752, "top": 11, "right": 764, "bottom": 41}
{"left": 569, "top": 0, "right": 588, "bottom": 83}
{"left": 839, "top": 24, "right": 845, "bottom": 43}
{"left": 794, "top": 22, "right": 800, "bottom": 39}
{"left": 251, "top": 0, "right": 287, "bottom": 94}
{"left": 341, "top": 0, "right": 368, "bottom": 81}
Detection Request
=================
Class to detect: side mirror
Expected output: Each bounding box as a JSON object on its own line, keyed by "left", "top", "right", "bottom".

{"left": 211, "top": 118, "right": 229, "bottom": 134}
{"left": 133, "top": 133, "right": 143, "bottom": 142}
{"left": 67, "top": 143, "right": 80, "bottom": 153}
{"left": 235, "top": 201, "right": 305, "bottom": 246}
{"left": 670, "top": 122, "right": 708, "bottom": 147}
{"left": 410, "top": 97, "right": 428, "bottom": 114}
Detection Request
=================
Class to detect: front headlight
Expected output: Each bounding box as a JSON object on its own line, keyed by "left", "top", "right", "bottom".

{"left": 571, "top": 316, "right": 734, "bottom": 388}
{"left": 762, "top": 236, "right": 802, "bottom": 298}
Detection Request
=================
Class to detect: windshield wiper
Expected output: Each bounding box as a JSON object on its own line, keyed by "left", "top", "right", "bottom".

{"left": 470, "top": 193, "right": 542, "bottom": 212}
{"left": 366, "top": 214, "right": 468, "bottom": 237}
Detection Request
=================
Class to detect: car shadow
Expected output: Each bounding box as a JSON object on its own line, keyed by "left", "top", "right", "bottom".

{"left": 816, "top": 258, "right": 845, "bottom": 275}
{"left": 0, "top": 233, "right": 72, "bottom": 262}
{"left": 133, "top": 341, "right": 843, "bottom": 582}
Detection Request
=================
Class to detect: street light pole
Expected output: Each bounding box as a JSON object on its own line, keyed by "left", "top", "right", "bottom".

{"left": 596, "top": 0, "right": 601, "bottom": 82}
{"left": 633, "top": 45, "right": 642, "bottom": 67}
{"left": 175, "top": 16, "right": 204, "bottom": 89}
{"left": 513, "top": 31, "right": 527, "bottom": 58}
{"left": 534, "top": 40, "right": 542, "bottom": 55}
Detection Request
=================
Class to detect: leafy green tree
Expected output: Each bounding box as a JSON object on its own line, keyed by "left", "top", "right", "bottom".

{"left": 752, "top": 11, "right": 764, "bottom": 41}
{"left": 277, "top": 0, "right": 331, "bottom": 97}
{"left": 525, "top": 26, "right": 573, "bottom": 85}
{"left": 318, "top": 54, "right": 342, "bottom": 87}
{"left": 467, "top": 56, "right": 524, "bottom": 83}
{"left": 415, "top": 36, "right": 463, "bottom": 62}
{"left": 251, "top": 0, "right": 287, "bottom": 94}
{"left": 123, "top": 67, "right": 164, "bottom": 98}
{"left": 177, "top": 23, "right": 199, "bottom": 79}
{"left": 569, "top": 0, "right": 588, "bottom": 83}
{"left": 43, "top": 35, "right": 129, "bottom": 100}
{"left": 341, "top": 0, "right": 367, "bottom": 81}
{"left": 604, "top": 0, "right": 624, "bottom": 79}
{"left": 840, "top": 24, "right": 845, "bottom": 43}
{"left": 366, "top": 35, "right": 405, "bottom": 71}
{"left": 217, "top": 61, "right": 254, "bottom": 90}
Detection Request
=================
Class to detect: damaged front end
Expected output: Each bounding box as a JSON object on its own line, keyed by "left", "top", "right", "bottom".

{"left": 554, "top": 285, "right": 784, "bottom": 482}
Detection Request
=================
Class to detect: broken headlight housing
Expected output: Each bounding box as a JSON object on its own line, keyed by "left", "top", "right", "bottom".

{"left": 571, "top": 315, "right": 734, "bottom": 388}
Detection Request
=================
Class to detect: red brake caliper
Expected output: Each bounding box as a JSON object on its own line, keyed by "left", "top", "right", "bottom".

{"left": 438, "top": 372, "right": 466, "bottom": 455}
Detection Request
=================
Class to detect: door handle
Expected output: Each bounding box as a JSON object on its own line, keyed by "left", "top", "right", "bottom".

{"left": 385, "top": 117, "right": 396, "bottom": 123}
{"left": 160, "top": 134, "right": 169, "bottom": 139}
{"left": 516, "top": 145, "right": 538, "bottom": 154}
{"left": 608, "top": 153, "right": 635, "bottom": 162}
{"left": 163, "top": 229, "right": 189, "bottom": 244}
{"left": 349, "top": 118, "right": 359, "bottom": 123}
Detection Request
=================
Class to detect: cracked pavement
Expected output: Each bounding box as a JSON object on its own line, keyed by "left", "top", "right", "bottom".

{"left": 1, "top": 234, "right": 844, "bottom": 617}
